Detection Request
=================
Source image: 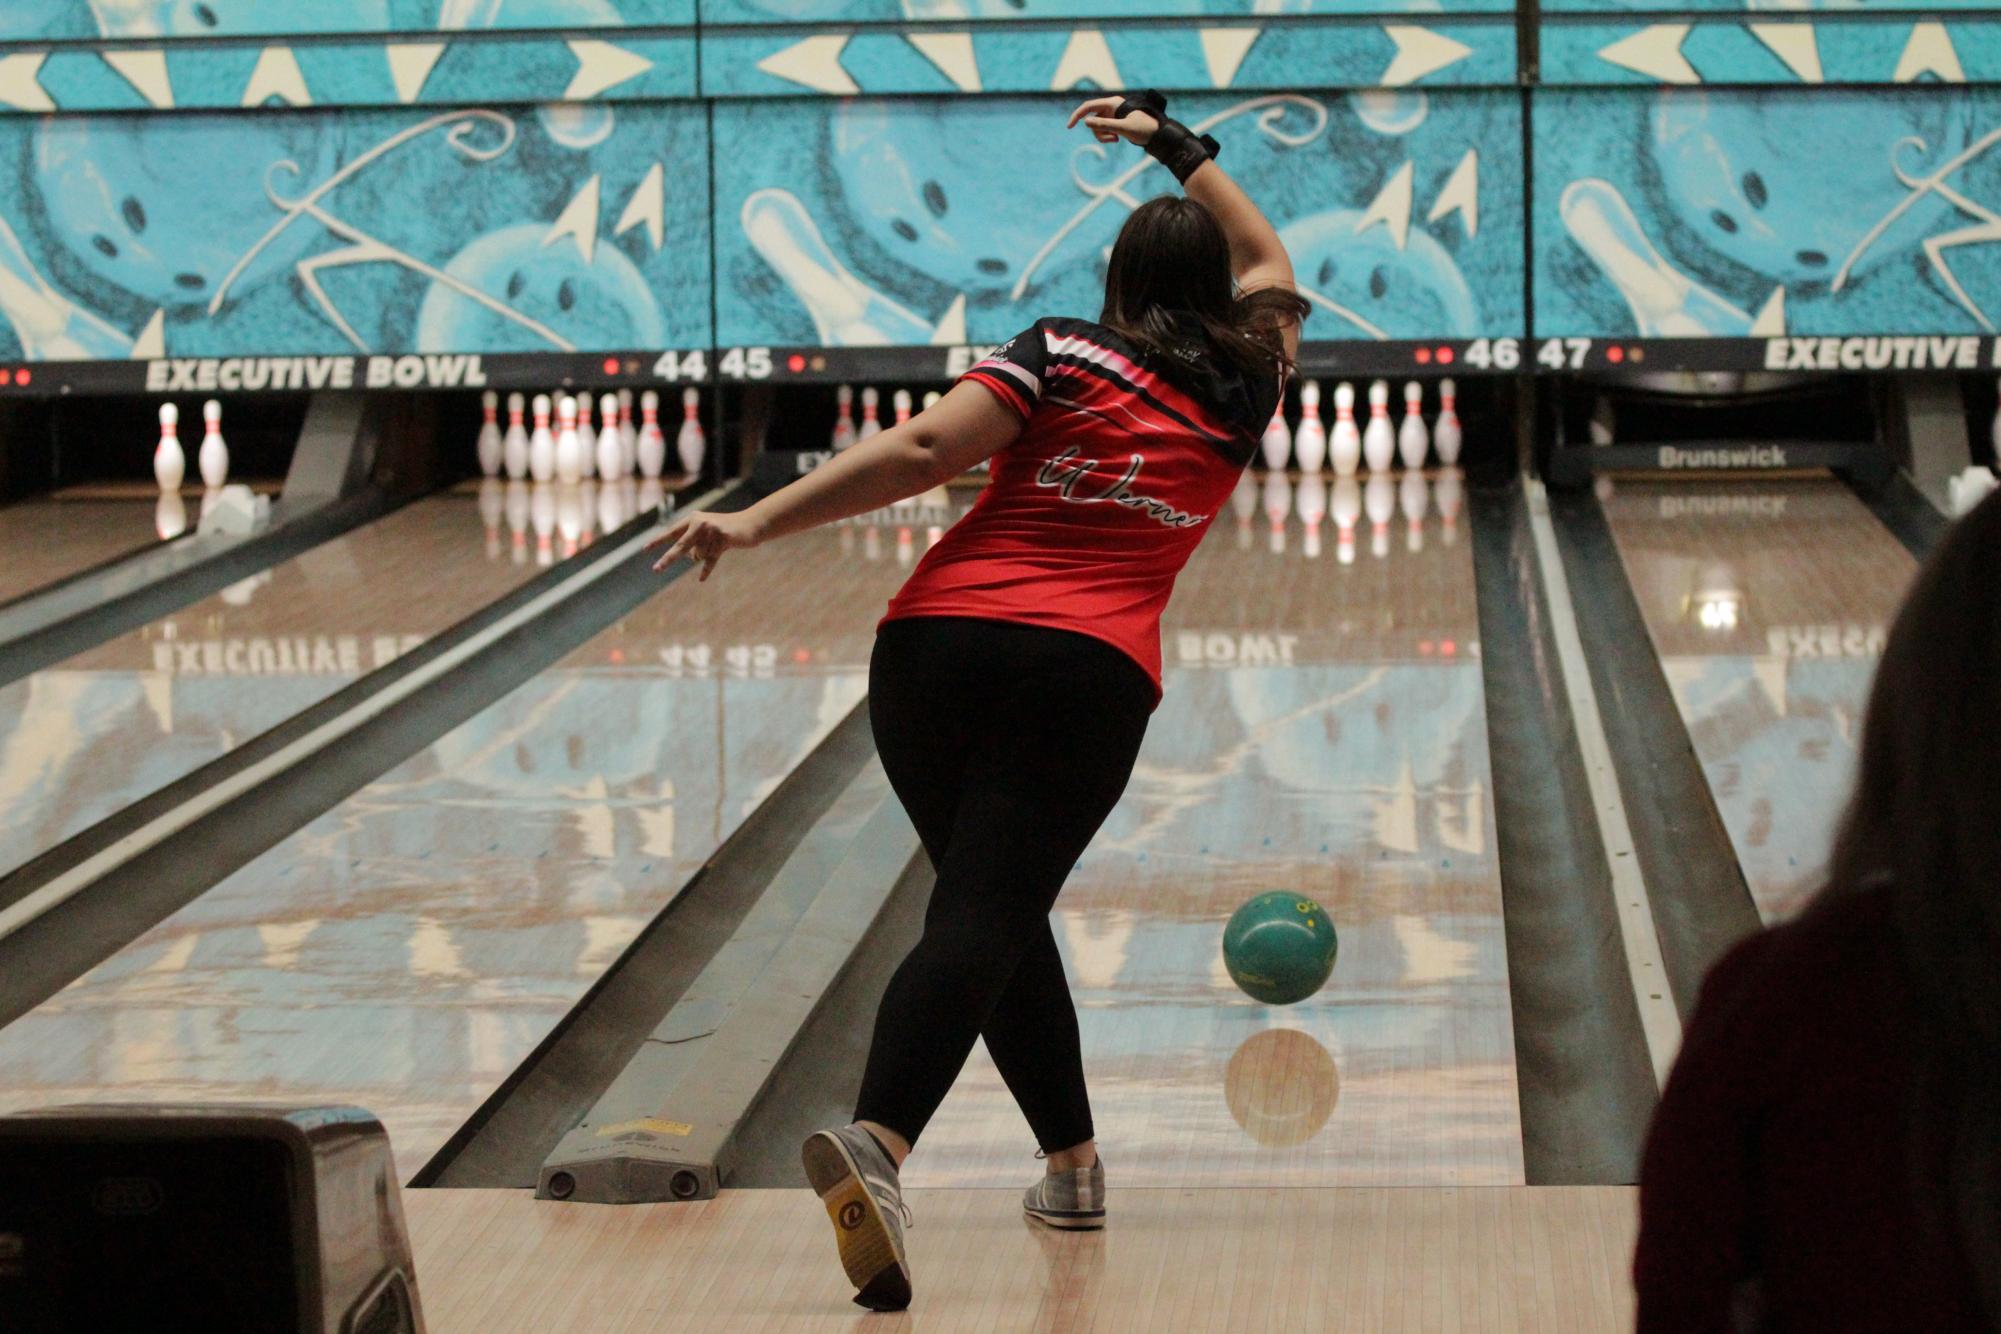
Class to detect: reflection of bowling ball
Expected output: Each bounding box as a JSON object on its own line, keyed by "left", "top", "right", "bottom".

{"left": 1223, "top": 1028, "right": 1341, "bottom": 1147}
{"left": 1222, "top": 891, "right": 1338, "bottom": 1005}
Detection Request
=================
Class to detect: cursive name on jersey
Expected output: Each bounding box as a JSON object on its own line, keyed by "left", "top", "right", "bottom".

{"left": 1036, "top": 447, "right": 1206, "bottom": 530}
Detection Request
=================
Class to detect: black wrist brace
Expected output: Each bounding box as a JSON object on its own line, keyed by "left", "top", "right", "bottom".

{"left": 1115, "top": 89, "right": 1220, "bottom": 185}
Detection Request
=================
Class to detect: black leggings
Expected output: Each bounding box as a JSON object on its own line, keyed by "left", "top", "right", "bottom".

{"left": 854, "top": 616, "right": 1154, "bottom": 1153}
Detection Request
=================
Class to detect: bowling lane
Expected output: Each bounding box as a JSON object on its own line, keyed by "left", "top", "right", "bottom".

{"left": 0, "top": 513, "right": 918, "bottom": 1181}
{"left": 906, "top": 467, "right": 1525, "bottom": 1189}
{"left": 0, "top": 481, "right": 598, "bottom": 879}
{"left": 0, "top": 497, "right": 168, "bottom": 607}
{"left": 1600, "top": 478, "right": 1917, "bottom": 923}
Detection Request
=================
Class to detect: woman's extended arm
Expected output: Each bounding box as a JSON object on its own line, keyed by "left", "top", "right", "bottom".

{"left": 1069, "top": 94, "right": 1299, "bottom": 356}
{"left": 646, "top": 380, "right": 1022, "bottom": 580}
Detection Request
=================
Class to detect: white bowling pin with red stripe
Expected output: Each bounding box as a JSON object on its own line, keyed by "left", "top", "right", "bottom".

{"left": 637, "top": 390, "right": 667, "bottom": 479}
{"left": 154, "top": 403, "right": 184, "bottom": 493}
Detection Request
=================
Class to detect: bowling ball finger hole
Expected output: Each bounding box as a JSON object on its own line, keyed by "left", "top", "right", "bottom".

{"left": 1741, "top": 171, "right": 1768, "bottom": 209}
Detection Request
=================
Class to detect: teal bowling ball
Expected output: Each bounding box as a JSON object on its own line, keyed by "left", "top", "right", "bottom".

{"left": 1222, "top": 892, "right": 1339, "bottom": 1006}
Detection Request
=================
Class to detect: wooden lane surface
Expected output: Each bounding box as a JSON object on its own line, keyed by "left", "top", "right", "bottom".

{"left": 906, "top": 470, "right": 1522, "bottom": 1191}
{"left": 1599, "top": 478, "right": 1917, "bottom": 922}
{"left": 0, "top": 491, "right": 551, "bottom": 879}
{"left": 0, "top": 497, "right": 163, "bottom": 607}
{"left": 0, "top": 517, "right": 915, "bottom": 1183}
{"left": 401, "top": 1183, "right": 1635, "bottom": 1332}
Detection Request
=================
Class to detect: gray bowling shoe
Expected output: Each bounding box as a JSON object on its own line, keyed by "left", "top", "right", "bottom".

{"left": 1022, "top": 1152, "right": 1107, "bottom": 1230}
{"left": 802, "top": 1124, "right": 913, "bottom": 1311}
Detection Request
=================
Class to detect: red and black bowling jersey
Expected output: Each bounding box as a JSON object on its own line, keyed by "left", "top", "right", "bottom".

{"left": 881, "top": 316, "right": 1283, "bottom": 700}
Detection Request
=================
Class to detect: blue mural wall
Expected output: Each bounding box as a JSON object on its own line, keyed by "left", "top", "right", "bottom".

{"left": 714, "top": 93, "right": 1521, "bottom": 348}
{"left": 1533, "top": 88, "right": 2001, "bottom": 338}
{"left": 6, "top": 0, "right": 2001, "bottom": 366}
{"left": 0, "top": 104, "right": 710, "bottom": 362}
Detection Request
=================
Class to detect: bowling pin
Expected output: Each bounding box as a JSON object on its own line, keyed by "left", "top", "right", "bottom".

{"left": 1231, "top": 470, "right": 1258, "bottom": 550}
{"left": 1330, "top": 382, "right": 1361, "bottom": 477}
{"left": 677, "top": 387, "right": 705, "bottom": 476}
{"left": 198, "top": 399, "right": 229, "bottom": 490}
{"left": 1331, "top": 475, "right": 1361, "bottom": 566}
{"left": 1365, "top": 473, "right": 1395, "bottom": 559}
{"left": 1262, "top": 470, "right": 1292, "bottom": 555}
{"left": 832, "top": 384, "right": 857, "bottom": 452}
{"left": 1434, "top": 379, "right": 1463, "bottom": 465}
{"left": 859, "top": 386, "right": 882, "bottom": 441}
{"left": 1296, "top": 473, "right": 1327, "bottom": 561}
{"left": 154, "top": 403, "right": 184, "bottom": 493}
{"left": 637, "top": 390, "right": 666, "bottom": 479}
{"left": 923, "top": 390, "right": 941, "bottom": 413}
{"left": 503, "top": 392, "right": 530, "bottom": 480}
{"left": 1362, "top": 380, "right": 1395, "bottom": 474}
{"left": 528, "top": 394, "right": 555, "bottom": 482}
{"left": 1399, "top": 470, "right": 1429, "bottom": 553}
{"left": 1261, "top": 400, "right": 1291, "bottom": 473}
{"left": 596, "top": 393, "right": 622, "bottom": 480}
{"left": 575, "top": 393, "right": 598, "bottom": 481}
{"left": 477, "top": 390, "right": 503, "bottom": 477}
{"left": 1398, "top": 381, "right": 1429, "bottom": 471}
{"left": 896, "top": 525, "right": 914, "bottom": 568}
{"left": 554, "top": 395, "right": 583, "bottom": 484}
{"left": 893, "top": 388, "right": 912, "bottom": 429}
{"left": 926, "top": 524, "right": 944, "bottom": 550}
{"left": 1559, "top": 178, "right": 1753, "bottom": 338}
{"left": 1294, "top": 381, "right": 1326, "bottom": 474}
{"left": 618, "top": 388, "right": 637, "bottom": 476}
{"left": 1435, "top": 466, "right": 1464, "bottom": 547}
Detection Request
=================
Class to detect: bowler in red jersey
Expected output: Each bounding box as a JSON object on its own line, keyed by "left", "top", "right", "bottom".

{"left": 649, "top": 90, "right": 1307, "bottom": 1312}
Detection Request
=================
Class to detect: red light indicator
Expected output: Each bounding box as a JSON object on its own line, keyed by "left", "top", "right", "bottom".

{"left": 1436, "top": 346, "right": 1455, "bottom": 365}
{"left": 1418, "top": 641, "right": 1434, "bottom": 657}
{"left": 1606, "top": 346, "right": 1624, "bottom": 365}
{"left": 788, "top": 353, "right": 807, "bottom": 373}
{"left": 602, "top": 357, "right": 620, "bottom": 375}
{"left": 609, "top": 649, "right": 626, "bottom": 665}
{"left": 1441, "top": 640, "right": 1458, "bottom": 657}
{"left": 15, "top": 370, "right": 26, "bottom": 386}
{"left": 793, "top": 648, "right": 811, "bottom": 663}
{"left": 1414, "top": 347, "right": 1432, "bottom": 365}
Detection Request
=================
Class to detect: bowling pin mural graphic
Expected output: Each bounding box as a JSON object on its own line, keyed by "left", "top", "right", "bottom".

{"left": 0, "top": 101, "right": 706, "bottom": 364}
{"left": 718, "top": 91, "right": 1525, "bottom": 349}
{"left": 1537, "top": 87, "right": 2001, "bottom": 339}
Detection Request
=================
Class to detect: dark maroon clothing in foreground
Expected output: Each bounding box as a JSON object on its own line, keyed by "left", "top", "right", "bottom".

{"left": 1634, "top": 885, "right": 1988, "bottom": 1332}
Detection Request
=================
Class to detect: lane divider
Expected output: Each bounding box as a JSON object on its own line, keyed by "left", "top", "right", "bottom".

{"left": 1524, "top": 479, "right": 1683, "bottom": 1087}
{"left": 0, "top": 489, "right": 719, "bottom": 946}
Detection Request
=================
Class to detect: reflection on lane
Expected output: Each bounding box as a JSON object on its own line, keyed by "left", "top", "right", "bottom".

{"left": 1601, "top": 479, "right": 1917, "bottom": 922}
{"left": 0, "top": 490, "right": 584, "bottom": 879}
{"left": 0, "top": 518, "right": 913, "bottom": 1182}
{"left": 906, "top": 471, "right": 1523, "bottom": 1189}
{"left": 0, "top": 498, "right": 166, "bottom": 606}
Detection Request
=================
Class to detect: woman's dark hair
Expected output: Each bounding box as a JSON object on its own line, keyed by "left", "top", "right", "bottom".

{"left": 1823, "top": 486, "right": 2001, "bottom": 1320}
{"left": 1099, "top": 195, "right": 1309, "bottom": 389}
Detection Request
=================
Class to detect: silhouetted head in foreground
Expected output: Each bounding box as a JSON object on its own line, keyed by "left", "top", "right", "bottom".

{"left": 1826, "top": 485, "right": 2001, "bottom": 1319}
